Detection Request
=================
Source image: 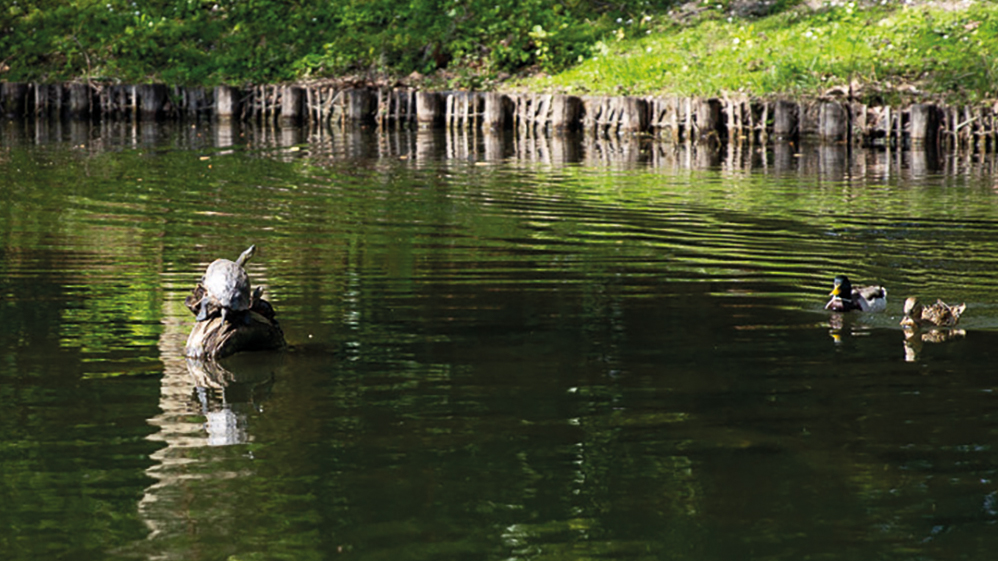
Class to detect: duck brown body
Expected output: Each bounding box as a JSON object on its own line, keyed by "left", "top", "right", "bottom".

{"left": 900, "top": 297, "right": 965, "bottom": 328}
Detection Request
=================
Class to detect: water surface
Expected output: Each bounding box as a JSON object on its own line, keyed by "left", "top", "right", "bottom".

{"left": 3, "top": 121, "right": 998, "bottom": 560}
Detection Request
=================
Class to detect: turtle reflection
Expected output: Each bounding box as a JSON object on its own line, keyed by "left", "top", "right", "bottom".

{"left": 186, "top": 357, "right": 275, "bottom": 446}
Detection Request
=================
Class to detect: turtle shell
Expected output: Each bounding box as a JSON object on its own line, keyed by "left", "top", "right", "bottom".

{"left": 202, "top": 258, "right": 252, "bottom": 313}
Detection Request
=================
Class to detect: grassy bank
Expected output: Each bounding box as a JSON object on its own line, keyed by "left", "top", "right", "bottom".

{"left": 2, "top": 1, "right": 997, "bottom": 104}
{"left": 522, "top": 0, "right": 998, "bottom": 104}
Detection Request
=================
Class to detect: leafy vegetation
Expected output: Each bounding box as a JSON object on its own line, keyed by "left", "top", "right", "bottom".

{"left": 2, "top": 0, "right": 998, "bottom": 102}
{"left": 0, "top": 0, "right": 669, "bottom": 86}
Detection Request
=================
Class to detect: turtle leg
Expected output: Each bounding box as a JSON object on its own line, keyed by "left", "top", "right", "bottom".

{"left": 196, "top": 297, "right": 211, "bottom": 322}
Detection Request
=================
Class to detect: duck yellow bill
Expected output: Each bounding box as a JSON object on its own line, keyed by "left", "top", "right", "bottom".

{"left": 829, "top": 285, "right": 841, "bottom": 296}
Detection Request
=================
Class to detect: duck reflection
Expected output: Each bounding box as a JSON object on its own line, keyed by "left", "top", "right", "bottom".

{"left": 902, "top": 326, "right": 966, "bottom": 362}
{"left": 826, "top": 312, "right": 875, "bottom": 344}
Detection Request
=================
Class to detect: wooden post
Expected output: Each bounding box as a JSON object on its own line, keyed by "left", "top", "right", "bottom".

{"left": 909, "top": 104, "right": 940, "bottom": 147}
{"left": 415, "top": 91, "right": 442, "bottom": 129}
{"left": 619, "top": 96, "right": 649, "bottom": 134}
{"left": 343, "top": 88, "right": 373, "bottom": 124}
{"left": 215, "top": 86, "right": 239, "bottom": 121}
{"left": 1, "top": 82, "right": 29, "bottom": 118}
{"left": 773, "top": 100, "right": 798, "bottom": 140}
{"left": 446, "top": 91, "right": 466, "bottom": 128}
{"left": 469, "top": 92, "right": 480, "bottom": 128}
{"left": 534, "top": 94, "right": 551, "bottom": 131}
{"left": 138, "top": 84, "right": 167, "bottom": 119}
{"left": 850, "top": 102, "right": 866, "bottom": 145}
{"left": 551, "top": 95, "right": 582, "bottom": 134}
{"left": 727, "top": 98, "right": 742, "bottom": 141}
{"left": 695, "top": 98, "right": 722, "bottom": 140}
{"left": 669, "top": 97, "right": 680, "bottom": 142}
{"left": 67, "top": 83, "right": 92, "bottom": 119}
{"left": 818, "top": 101, "right": 847, "bottom": 142}
{"left": 280, "top": 86, "right": 303, "bottom": 125}
{"left": 483, "top": 92, "right": 510, "bottom": 131}
{"left": 33, "top": 83, "right": 50, "bottom": 117}
{"left": 375, "top": 88, "right": 386, "bottom": 127}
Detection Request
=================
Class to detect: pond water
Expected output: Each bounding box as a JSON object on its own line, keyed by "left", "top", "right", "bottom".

{"left": 3, "top": 119, "right": 998, "bottom": 560}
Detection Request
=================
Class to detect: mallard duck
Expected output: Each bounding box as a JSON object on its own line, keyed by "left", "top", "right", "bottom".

{"left": 900, "top": 296, "right": 965, "bottom": 328}
{"left": 824, "top": 275, "right": 887, "bottom": 312}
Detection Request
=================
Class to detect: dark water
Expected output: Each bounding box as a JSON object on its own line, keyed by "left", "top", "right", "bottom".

{"left": 4, "top": 120, "right": 998, "bottom": 560}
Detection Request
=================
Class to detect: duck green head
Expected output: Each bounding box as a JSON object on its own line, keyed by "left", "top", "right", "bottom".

{"left": 829, "top": 275, "right": 852, "bottom": 297}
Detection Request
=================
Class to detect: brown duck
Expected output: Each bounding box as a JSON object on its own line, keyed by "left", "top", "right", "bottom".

{"left": 900, "top": 296, "right": 966, "bottom": 328}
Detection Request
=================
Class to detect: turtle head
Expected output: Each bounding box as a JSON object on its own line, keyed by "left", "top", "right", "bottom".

{"left": 236, "top": 245, "right": 257, "bottom": 267}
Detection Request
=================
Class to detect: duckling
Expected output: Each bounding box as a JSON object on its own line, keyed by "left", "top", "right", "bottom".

{"left": 900, "top": 296, "right": 965, "bottom": 328}
{"left": 824, "top": 275, "right": 887, "bottom": 312}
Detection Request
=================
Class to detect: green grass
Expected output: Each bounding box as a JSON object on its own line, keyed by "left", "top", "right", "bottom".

{"left": 523, "top": 1, "right": 998, "bottom": 104}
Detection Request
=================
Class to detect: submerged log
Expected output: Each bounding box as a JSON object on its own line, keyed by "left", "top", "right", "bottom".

{"left": 185, "top": 310, "right": 286, "bottom": 360}
{"left": 184, "top": 280, "right": 286, "bottom": 360}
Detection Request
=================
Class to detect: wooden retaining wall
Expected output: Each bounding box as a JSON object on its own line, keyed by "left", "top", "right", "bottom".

{"left": 3, "top": 82, "right": 995, "bottom": 151}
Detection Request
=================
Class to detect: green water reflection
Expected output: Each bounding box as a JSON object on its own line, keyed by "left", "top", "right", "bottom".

{"left": 2, "top": 121, "right": 998, "bottom": 560}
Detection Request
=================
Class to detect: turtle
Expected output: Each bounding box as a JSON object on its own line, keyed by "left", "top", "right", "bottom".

{"left": 193, "top": 245, "right": 256, "bottom": 323}
{"left": 249, "top": 285, "right": 278, "bottom": 322}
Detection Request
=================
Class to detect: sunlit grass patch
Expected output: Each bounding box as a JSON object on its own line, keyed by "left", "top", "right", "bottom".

{"left": 523, "top": 2, "right": 998, "bottom": 103}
